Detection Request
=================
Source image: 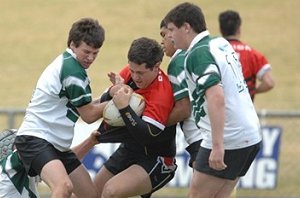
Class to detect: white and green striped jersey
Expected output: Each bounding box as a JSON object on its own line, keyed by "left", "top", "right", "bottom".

{"left": 17, "top": 48, "right": 92, "bottom": 151}
{"left": 0, "top": 151, "right": 38, "bottom": 198}
{"left": 167, "top": 49, "right": 203, "bottom": 145}
{"left": 185, "top": 31, "right": 261, "bottom": 149}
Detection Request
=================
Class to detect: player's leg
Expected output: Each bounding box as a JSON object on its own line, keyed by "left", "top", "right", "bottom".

{"left": 40, "top": 159, "right": 73, "bottom": 197}
{"left": 93, "top": 145, "right": 129, "bottom": 197}
{"left": 188, "top": 170, "right": 226, "bottom": 198}
{"left": 69, "top": 164, "right": 98, "bottom": 198}
{"left": 93, "top": 166, "right": 115, "bottom": 196}
{"left": 215, "top": 178, "right": 239, "bottom": 198}
{"left": 101, "top": 164, "right": 152, "bottom": 198}
{"left": 15, "top": 136, "right": 76, "bottom": 198}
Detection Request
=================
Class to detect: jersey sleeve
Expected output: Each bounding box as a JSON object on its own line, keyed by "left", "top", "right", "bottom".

{"left": 251, "top": 48, "right": 271, "bottom": 80}
{"left": 60, "top": 54, "right": 92, "bottom": 107}
{"left": 139, "top": 71, "right": 174, "bottom": 130}
{"left": 167, "top": 52, "right": 190, "bottom": 101}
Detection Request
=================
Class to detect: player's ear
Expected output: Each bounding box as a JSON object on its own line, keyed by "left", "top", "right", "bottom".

{"left": 183, "top": 22, "right": 191, "bottom": 33}
{"left": 70, "top": 41, "right": 76, "bottom": 50}
{"left": 154, "top": 61, "right": 161, "bottom": 69}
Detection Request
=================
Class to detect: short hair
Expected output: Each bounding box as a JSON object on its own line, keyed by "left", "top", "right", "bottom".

{"left": 67, "top": 18, "right": 105, "bottom": 48}
{"left": 160, "top": 19, "right": 167, "bottom": 29}
{"left": 164, "top": 2, "right": 206, "bottom": 33}
{"left": 219, "top": 10, "right": 241, "bottom": 37}
{"left": 128, "top": 37, "right": 164, "bottom": 69}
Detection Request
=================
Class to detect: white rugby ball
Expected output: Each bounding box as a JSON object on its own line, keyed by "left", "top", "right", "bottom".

{"left": 103, "top": 92, "right": 146, "bottom": 127}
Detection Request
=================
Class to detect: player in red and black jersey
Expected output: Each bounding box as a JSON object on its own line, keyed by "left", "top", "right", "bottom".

{"left": 219, "top": 10, "right": 275, "bottom": 101}
{"left": 95, "top": 37, "right": 177, "bottom": 198}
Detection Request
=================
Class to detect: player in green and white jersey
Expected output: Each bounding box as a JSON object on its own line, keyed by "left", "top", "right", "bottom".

{"left": 14, "top": 18, "right": 107, "bottom": 198}
{"left": 160, "top": 19, "right": 203, "bottom": 168}
{"left": 164, "top": 3, "right": 262, "bottom": 198}
{"left": 0, "top": 150, "right": 38, "bottom": 198}
{"left": 0, "top": 130, "right": 101, "bottom": 198}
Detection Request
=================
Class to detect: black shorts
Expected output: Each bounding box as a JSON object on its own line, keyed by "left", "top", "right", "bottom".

{"left": 104, "top": 144, "right": 177, "bottom": 197}
{"left": 185, "top": 140, "right": 202, "bottom": 168}
{"left": 15, "top": 135, "right": 81, "bottom": 177}
{"left": 194, "top": 142, "right": 261, "bottom": 180}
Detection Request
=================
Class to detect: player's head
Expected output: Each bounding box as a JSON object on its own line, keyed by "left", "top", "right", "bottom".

{"left": 67, "top": 18, "right": 105, "bottom": 69}
{"left": 164, "top": 2, "right": 206, "bottom": 49}
{"left": 160, "top": 19, "right": 176, "bottom": 57}
{"left": 67, "top": 18, "right": 105, "bottom": 48}
{"left": 219, "top": 10, "right": 241, "bottom": 37}
{"left": 127, "top": 37, "right": 164, "bottom": 89}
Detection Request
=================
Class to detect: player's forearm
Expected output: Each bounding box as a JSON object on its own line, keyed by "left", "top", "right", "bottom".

{"left": 72, "top": 131, "right": 99, "bottom": 160}
{"left": 256, "top": 72, "right": 275, "bottom": 93}
{"left": 119, "top": 106, "right": 162, "bottom": 145}
{"left": 78, "top": 102, "right": 107, "bottom": 124}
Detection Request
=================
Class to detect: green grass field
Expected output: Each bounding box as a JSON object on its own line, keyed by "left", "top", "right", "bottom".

{"left": 1, "top": 0, "right": 299, "bottom": 110}
{"left": 1, "top": 0, "right": 300, "bottom": 197}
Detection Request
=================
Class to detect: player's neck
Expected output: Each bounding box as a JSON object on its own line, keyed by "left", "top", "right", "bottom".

{"left": 225, "top": 35, "right": 240, "bottom": 41}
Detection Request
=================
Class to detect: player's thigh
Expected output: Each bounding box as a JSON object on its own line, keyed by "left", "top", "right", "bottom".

{"left": 189, "top": 170, "right": 226, "bottom": 198}
{"left": 40, "top": 159, "right": 71, "bottom": 190}
{"left": 103, "top": 164, "right": 152, "bottom": 197}
{"left": 93, "top": 165, "right": 115, "bottom": 195}
{"left": 69, "top": 164, "right": 98, "bottom": 198}
{"left": 215, "top": 178, "right": 239, "bottom": 198}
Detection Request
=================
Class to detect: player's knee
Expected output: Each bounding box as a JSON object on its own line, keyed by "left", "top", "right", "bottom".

{"left": 102, "top": 183, "right": 120, "bottom": 198}
{"left": 52, "top": 179, "right": 73, "bottom": 197}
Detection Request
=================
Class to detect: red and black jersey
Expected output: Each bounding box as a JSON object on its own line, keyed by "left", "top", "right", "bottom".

{"left": 119, "top": 65, "right": 174, "bottom": 130}
{"left": 228, "top": 39, "right": 270, "bottom": 100}
{"left": 98, "top": 65, "right": 176, "bottom": 157}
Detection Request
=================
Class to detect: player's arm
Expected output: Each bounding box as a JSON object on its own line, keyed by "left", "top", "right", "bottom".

{"left": 167, "top": 97, "right": 191, "bottom": 126}
{"left": 256, "top": 70, "right": 275, "bottom": 94}
{"left": 76, "top": 101, "right": 108, "bottom": 124}
{"left": 71, "top": 130, "right": 100, "bottom": 160}
{"left": 119, "top": 106, "right": 163, "bottom": 145}
{"left": 205, "top": 84, "right": 227, "bottom": 170}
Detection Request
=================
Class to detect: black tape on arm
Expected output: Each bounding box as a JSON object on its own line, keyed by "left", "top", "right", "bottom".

{"left": 100, "top": 88, "right": 112, "bottom": 102}
{"left": 119, "top": 106, "right": 162, "bottom": 145}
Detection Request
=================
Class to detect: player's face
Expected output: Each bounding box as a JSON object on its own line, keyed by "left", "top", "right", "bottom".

{"left": 128, "top": 62, "right": 159, "bottom": 89}
{"left": 160, "top": 26, "right": 176, "bottom": 57}
{"left": 70, "top": 41, "right": 100, "bottom": 69}
{"left": 167, "top": 22, "right": 189, "bottom": 50}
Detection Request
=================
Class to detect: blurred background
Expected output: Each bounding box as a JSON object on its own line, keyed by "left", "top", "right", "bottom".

{"left": 1, "top": 0, "right": 299, "bottom": 197}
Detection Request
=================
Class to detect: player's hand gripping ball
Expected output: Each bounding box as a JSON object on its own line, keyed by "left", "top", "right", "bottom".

{"left": 103, "top": 92, "right": 145, "bottom": 127}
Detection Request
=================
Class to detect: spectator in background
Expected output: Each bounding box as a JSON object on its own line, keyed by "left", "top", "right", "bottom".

{"left": 219, "top": 10, "right": 275, "bottom": 101}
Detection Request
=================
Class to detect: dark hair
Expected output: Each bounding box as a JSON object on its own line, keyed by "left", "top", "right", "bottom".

{"left": 128, "top": 37, "right": 164, "bottom": 69}
{"left": 160, "top": 19, "right": 167, "bottom": 29}
{"left": 164, "top": 2, "right": 206, "bottom": 33}
{"left": 219, "top": 10, "right": 241, "bottom": 37}
{"left": 67, "top": 18, "right": 105, "bottom": 48}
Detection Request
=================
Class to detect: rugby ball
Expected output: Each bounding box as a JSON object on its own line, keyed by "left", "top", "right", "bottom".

{"left": 103, "top": 92, "right": 145, "bottom": 127}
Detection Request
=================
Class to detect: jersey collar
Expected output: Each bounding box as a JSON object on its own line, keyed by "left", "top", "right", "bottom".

{"left": 186, "top": 30, "right": 210, "bottom": 54}
{"left": 66, "top": 48, "right": 77, "bottom": 59}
